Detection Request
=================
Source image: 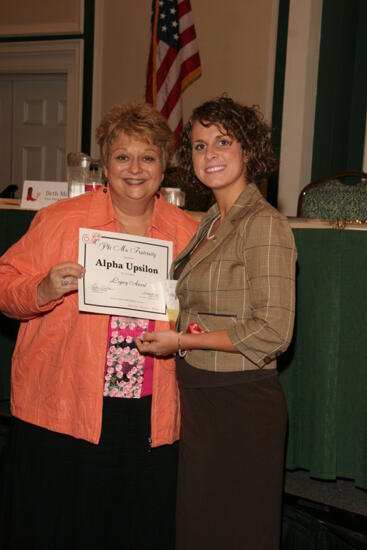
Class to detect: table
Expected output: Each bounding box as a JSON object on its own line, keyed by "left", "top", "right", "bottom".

{"left": 279, "top": 224, "right": 367, "bottom": 490}
{"left": 1, "top": 208, "right": 367, "bottom": 489}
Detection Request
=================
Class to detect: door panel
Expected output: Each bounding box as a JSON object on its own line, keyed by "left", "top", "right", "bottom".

{"left": 12, "top": 74, "right": 67, "bottom": 195}
{"left": 22, "top": 145, "right": 47, "bottom": 181}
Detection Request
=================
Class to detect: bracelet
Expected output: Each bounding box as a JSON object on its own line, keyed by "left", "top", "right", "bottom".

{"left": 177, "top": 331, "right": 187, "bottom": 358}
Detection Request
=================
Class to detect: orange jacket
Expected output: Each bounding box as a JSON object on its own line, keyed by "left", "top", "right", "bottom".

{"left": 0, "top": 188, "right": 198, "bottom": 445}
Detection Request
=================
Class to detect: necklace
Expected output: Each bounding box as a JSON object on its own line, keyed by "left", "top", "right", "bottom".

{"left": 206, "top": 214, "right": 221, "bottom": 240}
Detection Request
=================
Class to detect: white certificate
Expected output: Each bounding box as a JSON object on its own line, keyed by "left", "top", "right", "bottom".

{"left": 78, "top": 228, "right": 173, "bottom": 320}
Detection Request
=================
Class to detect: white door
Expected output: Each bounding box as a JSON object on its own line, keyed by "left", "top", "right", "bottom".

{"left": 0, "top": 74, "right": 67, "bottom": 196}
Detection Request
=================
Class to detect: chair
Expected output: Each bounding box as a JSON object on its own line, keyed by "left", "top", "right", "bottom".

{"left": 297, "top": 171, "right": 367, "bottom": 221}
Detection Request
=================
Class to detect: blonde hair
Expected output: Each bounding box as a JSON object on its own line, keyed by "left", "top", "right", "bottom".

{"left": 96, "top": 102, "right": 174, "bottom": 171}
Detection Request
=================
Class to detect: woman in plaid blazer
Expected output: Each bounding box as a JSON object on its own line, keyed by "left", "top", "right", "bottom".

{"left": 137, "top": 97, "right": 297, "bottom": 550}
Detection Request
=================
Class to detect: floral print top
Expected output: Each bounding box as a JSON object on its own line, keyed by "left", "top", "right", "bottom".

{"left": 103, "top": 316, "right": 154, "bottom": 399}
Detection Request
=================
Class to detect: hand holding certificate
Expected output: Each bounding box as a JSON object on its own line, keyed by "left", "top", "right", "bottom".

{"left": 78, "top": 228, "right": 173, "bottom": 321}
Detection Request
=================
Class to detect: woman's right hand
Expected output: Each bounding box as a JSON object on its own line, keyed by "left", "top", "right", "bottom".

{"left": 37, "top": 261, "right": 85, "bottom": 307}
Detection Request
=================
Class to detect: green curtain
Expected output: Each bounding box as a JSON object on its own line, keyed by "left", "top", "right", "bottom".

{"left": 279, "top": 228, "right": 367, "bottom": 490}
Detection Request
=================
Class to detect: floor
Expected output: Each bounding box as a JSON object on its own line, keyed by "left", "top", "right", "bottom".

{"left": 283, "top": 472, "right": 367, "bottom": 547}
{"left": 285, "top": 470, "right": 367, "bottom": 518}
{"left": 1, "top": 399, "right": 367, "bottom": 544}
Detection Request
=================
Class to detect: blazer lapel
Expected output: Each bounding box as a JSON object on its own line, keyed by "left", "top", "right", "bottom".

{"left": 183, "top": 215, "right": 233, "bottom": 274}
{"left": 172, "top": 207, "right": 218, "bottom": 280}
{"left": 174, "top": 183, "right": 264, "bottom": 282}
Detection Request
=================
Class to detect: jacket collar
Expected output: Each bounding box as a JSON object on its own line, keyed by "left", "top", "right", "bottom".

{"left": 150, "top": 193, "right": 185, "bottom": 240}
{"left": 86, "top": 187, "right": 119, "bottom": 228}
{"left": 205, "top": 182, "right": 263, "bottom": 223}
{"left": 85, "top": 187, "right": 178, "bottom": 240}
{"left": 173, "top": 183, "right": 264, "bottom": 279}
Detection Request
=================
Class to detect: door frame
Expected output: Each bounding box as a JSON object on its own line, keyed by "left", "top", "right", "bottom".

{"left": 0, "top": 39, "right": 83, "bottom": 155}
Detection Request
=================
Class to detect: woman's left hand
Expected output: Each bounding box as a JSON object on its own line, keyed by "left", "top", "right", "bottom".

{"left": 135, "top": 330, "right": 179, "bottom": 357}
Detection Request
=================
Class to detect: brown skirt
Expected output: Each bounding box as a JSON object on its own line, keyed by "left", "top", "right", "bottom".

{"left": 175, "top": 358, "right": 287, "bottom": 550}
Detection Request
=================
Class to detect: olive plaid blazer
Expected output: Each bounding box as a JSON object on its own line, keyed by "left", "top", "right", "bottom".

{"left": 173, "top": 183, "right": 297, "bottom": 372}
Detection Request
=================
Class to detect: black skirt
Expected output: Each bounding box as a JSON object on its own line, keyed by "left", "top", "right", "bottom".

{"left": 175, "top": 358, "right": 287, "bottom": 550}
{"left": 0, "top": 396, "right": 178, "bottom": 550}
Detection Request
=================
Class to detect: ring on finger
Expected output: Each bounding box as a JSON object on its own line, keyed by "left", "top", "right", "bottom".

{"left": 60, "top": 278, "right": 69, "bottom": 286}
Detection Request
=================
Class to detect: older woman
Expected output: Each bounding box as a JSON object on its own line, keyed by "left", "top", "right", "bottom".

{"left": 0, "top": 102, "right": 197, "bottom": 550}
{"left": 137, "top": 97, "right": 297, "bottom": 550}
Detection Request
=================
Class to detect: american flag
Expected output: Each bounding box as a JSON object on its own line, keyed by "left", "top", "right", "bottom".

{"left": 146, "top": 0, "right": 201, "bottom": 148}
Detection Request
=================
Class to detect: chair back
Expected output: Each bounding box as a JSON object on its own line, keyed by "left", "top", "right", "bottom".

{"left": 297, "top": 171, "right": 367, "bottom": 221}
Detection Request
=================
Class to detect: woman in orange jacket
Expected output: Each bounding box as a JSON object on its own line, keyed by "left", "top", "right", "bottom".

{"left": 0, "top": 102, "right": 197, "bottom": 550}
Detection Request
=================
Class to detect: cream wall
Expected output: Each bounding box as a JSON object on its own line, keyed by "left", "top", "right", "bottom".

{"left": 0, "top": 0, "right": 281, "bottom": 191}
{"left": 98, "top": 0, "right": 279, "bottom": 126}
{"left": 0, "top": 0, "right": 79, "bottom": 26}
{"left": 0, "top": 0, "right": 83, "bottom": 35}
{"left": 99, "top": 0, "right": 150, "bottom": 113}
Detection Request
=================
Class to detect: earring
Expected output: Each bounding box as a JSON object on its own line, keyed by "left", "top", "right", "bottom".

{"left": 103, "top": 179, "right": 108, "bottom": 194}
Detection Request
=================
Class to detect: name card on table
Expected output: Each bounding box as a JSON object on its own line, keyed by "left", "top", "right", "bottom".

{"left": 20, "top": 180, "right": 68, "bottom": 210}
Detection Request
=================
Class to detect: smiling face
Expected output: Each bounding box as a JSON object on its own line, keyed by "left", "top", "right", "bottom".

{"left": 104, "top": 132, "right": 164, "bottom": 209}
{"left": 191, "top": 121, "right": 247, "bottom": 200}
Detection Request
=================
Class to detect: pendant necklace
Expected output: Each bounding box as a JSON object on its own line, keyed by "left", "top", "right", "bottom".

{"left": 206, "top": 214, "right": 221, "bottom": 240}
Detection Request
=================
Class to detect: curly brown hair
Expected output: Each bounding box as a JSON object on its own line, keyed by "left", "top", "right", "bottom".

{"left": 96, "top": 101, "right": 174, "bottom": 171}
{"left": 178, "top": 96, "right": 277, "bottom": 192}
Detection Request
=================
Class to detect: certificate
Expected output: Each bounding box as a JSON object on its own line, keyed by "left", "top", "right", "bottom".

{"left": 78, "top": 228, "right": 173, "bottom": 320}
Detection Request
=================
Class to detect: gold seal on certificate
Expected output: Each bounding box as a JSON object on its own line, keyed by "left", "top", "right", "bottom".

{"left": 78, "top": 228, "right": 173, "bottom": 321}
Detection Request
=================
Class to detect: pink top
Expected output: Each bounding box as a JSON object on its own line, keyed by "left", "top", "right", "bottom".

{"left": 104, "top": 316, "right": 155, "bottom": 398}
